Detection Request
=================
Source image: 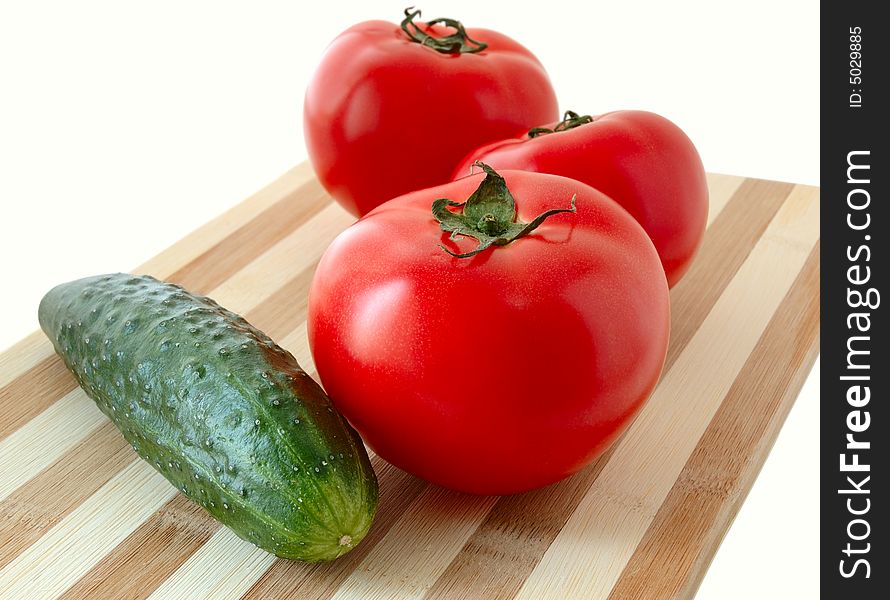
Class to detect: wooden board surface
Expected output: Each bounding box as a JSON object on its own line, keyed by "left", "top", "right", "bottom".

{"left": 0, "top": 165, "right": 820, "bottom": 600}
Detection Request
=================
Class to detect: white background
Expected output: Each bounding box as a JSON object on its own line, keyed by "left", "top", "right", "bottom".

{"left": 1, "top": 1, "right": 819, "bottom": 597}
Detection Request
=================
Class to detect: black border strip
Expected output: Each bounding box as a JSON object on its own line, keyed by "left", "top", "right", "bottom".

{"left": 821, "top": 4, "right": 886, "bottom": 596}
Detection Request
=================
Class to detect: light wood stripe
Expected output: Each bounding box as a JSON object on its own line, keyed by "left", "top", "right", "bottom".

{"left": 240, "top": 462, "right": 425, "bottom": 600}
{"left": 607, "top": 243, "right": 820, "bottom": 600}
{"left": 162, "top": 180, "right": 329, "bottom": 293}
{"left": 243, "top": 268, "right": 317, "bottom": 352}
{"left": 71, "top": 448, "right": 421, "bottom": 600}
{"left": 515, "top": 184, "right": 819, "bottom": 599}
{"left": 211, "top": 203, "right": 350, "bottom": 310}
{"left": 421, "top": 178, "right": 794, "bottom": 599}
{"left": 704, "top": 173, "right": 744, "bottom": 227}
{"left": 0, "top": 390, "right": 104, "bottom": 503}
{"left": 148, "top": 529, "right": 276, "bottom": 600}
{"left": 0, "top": 332, "right": 46, "bottom": 388}
{"left": 57, "top": 495, "right": 216, "bottom": 600}
{"left": 332, "top": 488, "right": 499, "bottom": 600}
{"left": 0, "top": 358, "right": 77, "bottom": 441}
{"left": 424, "top": 452, "right": 616, "bottom": 600}
{"left": 0, "top": 462, "right": 177, "bottom": 600}
{"left": 666, "top": 179, "right": 795, "bottom": 366}
{"left": 0, "top": 422, "right": 132, "bottom": 572}
{"left": 280, "top": 322, "right": 314, "bottom": 377}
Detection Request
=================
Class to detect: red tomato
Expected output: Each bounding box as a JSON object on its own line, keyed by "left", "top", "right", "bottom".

{"left": 308, "top": 166, "right": 670, "bottom": 494}
{"left": 304, "top": 8, "right": 558, "bottom": 217}
{"left": 452, "top": 110, "right": 709, "bottom": 287}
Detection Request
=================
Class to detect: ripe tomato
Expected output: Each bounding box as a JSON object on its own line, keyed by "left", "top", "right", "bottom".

{"left": 452, "top": 110, "right": 709, "bottom": 287}
{"left": 304, "top": 8, "right": 558, "bottom": 217}
{"left": 308, "top": 165, "right": 670, "bottom": 494}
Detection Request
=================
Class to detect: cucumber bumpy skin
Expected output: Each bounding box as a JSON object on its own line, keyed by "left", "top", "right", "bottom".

{"left": 38, "top": 273, "right": 378, "bottom": 561}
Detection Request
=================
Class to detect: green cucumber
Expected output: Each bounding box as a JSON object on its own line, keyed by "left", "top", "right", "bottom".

{"left": 38, "top": 273, "right": 377, "bottom": 561}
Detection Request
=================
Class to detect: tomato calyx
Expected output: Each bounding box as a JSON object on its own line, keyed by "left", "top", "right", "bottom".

{"left": 400, "top": 7, "right": 488, "bottom": 54}
{"left": 432, "top": 162, "right": 576, "bottom": 258}
{"left": 528, "top": 110, "right": 594, "bottom": 138}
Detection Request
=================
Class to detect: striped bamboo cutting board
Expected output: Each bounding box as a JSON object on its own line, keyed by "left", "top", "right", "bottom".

{"left": 0, "top": 163, "right": 819, "bottom": 600}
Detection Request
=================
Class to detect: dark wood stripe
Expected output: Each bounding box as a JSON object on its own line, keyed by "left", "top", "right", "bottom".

{"left": 240, "top": 460, "right": 425, "bottom": 600}
{"left": 424, "top": 450, "right": 616, "bottom": 600}
{"left": 0, "top": 181, "right": 331, "bottom": 443}
{"left": 0, "top": 359, "right": 75, "bottom": 440}
{"left": 165, "top": 180, "right": 329, "bottom": 293}
{"left": 664, "top": 179, "right": 796, "bottom": 367}
{"left": 423, "top": 178, "right": 796, "bottom": 600}
{"left": 0, "top": 422, "right": 132, "bottom": 570}
{"left": 607, "top": 243, "right": 819, "bottom": 600}
{"left": 57, "top": 495, "right": 216, "bottom": 600}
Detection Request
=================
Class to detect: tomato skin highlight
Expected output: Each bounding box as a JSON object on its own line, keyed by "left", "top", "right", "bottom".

{"left": 307, "top": 170, "right": 670, "bottom": 495}
{"left": 304, "top": 14, "right": 558, "bottom": 218}
{"left": 452, "top": 110, "right": 709, "bottom": 287}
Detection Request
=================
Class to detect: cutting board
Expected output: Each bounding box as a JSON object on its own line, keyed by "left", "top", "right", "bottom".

{"left": 0, "top": 164, "right": 819, "bottom": 600}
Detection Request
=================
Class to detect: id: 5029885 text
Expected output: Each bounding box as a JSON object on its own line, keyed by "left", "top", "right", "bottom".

{"left": 849, "top": 27, "right": 863, "bottom": 108}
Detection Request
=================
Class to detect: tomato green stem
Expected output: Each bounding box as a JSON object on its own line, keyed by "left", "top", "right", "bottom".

{"left": 432, "top": 162, "right": 576, "bottom": 258}
{"left": 528, "top": 111, "right": 594, "bottom": 138}
{"left": 400, "top": 7, "right": 488, "bottom": 54}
